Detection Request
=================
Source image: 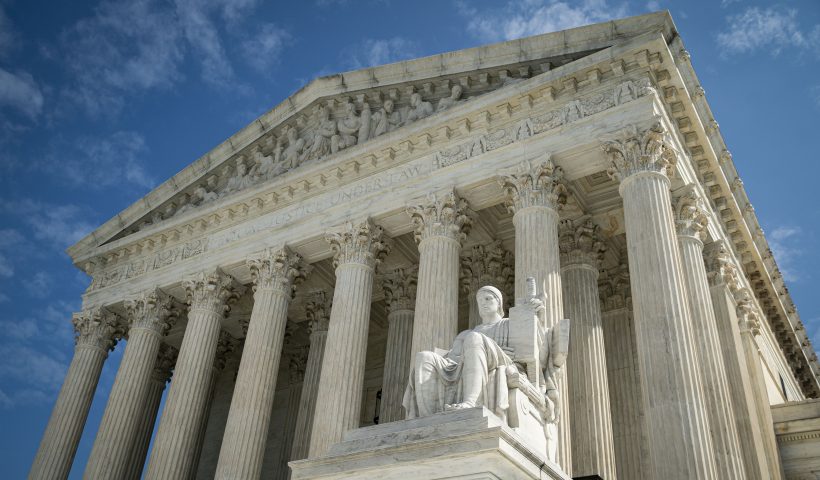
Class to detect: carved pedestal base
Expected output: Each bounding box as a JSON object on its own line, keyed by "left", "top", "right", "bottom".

{"left": 290, "top": 408, "right": 568, "bottom": 480}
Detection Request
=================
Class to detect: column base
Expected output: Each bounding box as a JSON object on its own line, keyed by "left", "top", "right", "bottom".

{"left": 290, "top": 407, "right": 569, "bottom": 480}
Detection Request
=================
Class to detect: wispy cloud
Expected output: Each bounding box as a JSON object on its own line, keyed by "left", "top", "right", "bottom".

{"left": 0, "top": 68, "right": 44, "bottom": 120}
{"left": 24, "top": 272, "right": 53, "bottom": 299}
{"left": 0, "top": 200, "right": 97, "bottom": 249}
{"left": 342, "top": 37, "right": 420, "bottom": 70}
{"left": 42, "top": 131, "right": 154, "bottom": 191}
{"left": 241, "top": 23, "right": 291, "bottom": 73}
{"left": 769, "top": 225, "right": 802, "bottom": 282}
{"left": 0, "top": 5, "right": 19, "bottom": 57}
{"left": 716, "top": 6, "right": 820, "bottom": 57}
{"left": 458, "top": 0, "right": 629, "bottom": 42}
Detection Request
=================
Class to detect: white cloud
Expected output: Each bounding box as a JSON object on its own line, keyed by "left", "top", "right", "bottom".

{"left": 720, "top": 0, "right": 741, "bottom": 7}
{"left": 717, "top": 7, "right": 819, "bottom": 57}
{"left": 342, "top": 37, "right": 420, "bottom": 70}
{"left": 0, "top": 228, "right": 24, "bottom": 278}
{"left": 646, "top": 1, "right": 661, "bottom": 12}
{"left": 769, "top": 225, "right": 802, "bottom": 282}
{"left": 0, "top": 68, "right": 44, "bottom": 120}
{"left": 24, "top": 272, "right": 53, "bottom": 299}
{"left": 173, "top": 0, "right": 236, "bottom": 88}
{"left": 58, "top": 0, "right": 185, "bottom": 116}
{"left": 241, "top": 23, "right": 291, "bottom": 73}
{"left": 458, "top": 0, "right": 629, "bottom": 42}
{"left": 44, "top": 131, "right": 154, "bottom": 191}
{"left": 0, "top": 5, "right": 19, "bottom": 57}
{"left": 0, "top": 200, "right": 96, "bottom": 249}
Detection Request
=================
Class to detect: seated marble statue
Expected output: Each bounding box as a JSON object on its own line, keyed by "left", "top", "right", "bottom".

{"left": 403, "top": 282, "right": 568, "bottom": 426}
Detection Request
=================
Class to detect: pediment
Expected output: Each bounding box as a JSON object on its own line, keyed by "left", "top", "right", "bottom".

{"left": 67, "top": 12, "right": 676, "bottom": 265}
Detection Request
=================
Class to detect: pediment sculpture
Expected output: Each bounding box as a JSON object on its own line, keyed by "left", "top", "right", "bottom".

{"left": 403, "top": 277, "right": 570, "bottom": 464}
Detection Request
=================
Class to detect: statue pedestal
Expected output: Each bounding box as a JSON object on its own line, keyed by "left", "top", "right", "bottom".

{"left": 290, "top": 407, "right": 569, "bottom": 480}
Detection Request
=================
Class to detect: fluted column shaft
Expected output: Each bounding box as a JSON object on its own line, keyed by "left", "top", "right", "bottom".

{"left": 308, "top": 219, "right": 388, "bottom": 457}
{"left": 290, "top": 325, "right": 328, "bottom": 461}
{"left": 215, "top": 247, "right": 308, "bottom": 480}
{"left": 561, "top": 235, "right": 615, "bottom": 479}
{"left": 677, "top": 231, "right": 745, "bottom": 479}
{"left": 601, "top": 306, "right": 648, "bottom": 479}
{"left": 123, "top": 372, "right": 169, "bottom": 480}
{"left": 146, "top": 270, "right": 243, "bottom": 480}
{"left": 736, "top": 294, "right": 784, "bottom": 480}
{"left": 618, "top": 172, "right": 716, "bottom": 478}
{"left": 29, "top": 309, "right": 118, "bottom": 480}
{"left": 709, "top": 280, "right": 769, "bottom": 479}
{"left": 408, "top": 190, "right": 470, "bottom": 358}
{"left": 381, "top": 308, "right": 415, "bottom": 422}
{"left": 501, "top": 157, "right": 570, "bottom": 472}
{"left": 413, "top": 236, "right": 460, "bottom": 355}
{"left": 85, "top": 291, "right": 179, "bottom": 480}
{"left": 605, "top": 123, "right": 717, "bottom": 478}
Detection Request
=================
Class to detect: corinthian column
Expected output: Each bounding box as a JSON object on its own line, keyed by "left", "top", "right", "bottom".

{"left": 290, "top": 291, "right": 331, "bottom": 461}
{"left": 215, "top": 247, "right": 309, "bottom": 480}
{"left": 602, "top": 122, "right": 717, "bottom": 479}
{"left": 673, "top": 187, "right": 746, "bottom": 479}
{"left": 706, "top": 243, "right": 770, "bottom": 479}
{"left": 145, "top": 269, "right": 244, "bottom": 480}
{"left": 29, "top": 308, "right": 120, "bottom": 480}
{"left": 124, "top": 344, "right": 178, "bottom": 480}
{"left": 559, "top": 217, "right": 616, "bottom": 480}
{"left": 85, "top": 289, "right": 182, "bottom": 480}
{"left": 499, "top": 156, "right": 571, "bottom": 473}
{"left": 460, "top": 240, "right": 514, "bottom": 329}
{"left": 308, "top": 219, "right": 390, "bottom": 457}
{"left": 735, "top": 289, "right": 784, "bottom": 480}
{"left": 380, "top": 266, "right": 418, "bottom": 423}
{"left": 407, "top": 189, "right": 471, "bottom": 357}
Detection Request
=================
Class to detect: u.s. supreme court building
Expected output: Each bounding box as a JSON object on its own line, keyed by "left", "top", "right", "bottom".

{"left": 28, "top": 11, "right": 820, "bottom": 480}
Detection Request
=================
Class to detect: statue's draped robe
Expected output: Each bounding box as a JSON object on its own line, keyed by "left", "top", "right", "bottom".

{"left": 403, "top": 319, "right": 515, "bottom": 418}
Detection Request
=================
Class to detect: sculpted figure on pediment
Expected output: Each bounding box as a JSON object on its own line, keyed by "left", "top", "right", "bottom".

{"left": 372, "top": 99, "right": 401, "bottom": 137}
{"left": 221, "top": 157, "right": 256, "bottom": 197}
{"left": 280, "top": 126, "right": 305, "bottom": 169}
{"left": 333, "top": 101, "right": 360, "bottom": 152}
{"left": 304, "top": 104, "right": 337, "bottom": 161}
{"left": 403, "top": 92, "right": 433, "bottom": 124}
{"left": 177, "top": 184, "right": 218, "bottom": 215}
{"left": 251, "top": 145, "right": 285, "bottom": 182}
{"left": 437, "top": 84, "right": 464, "bottom": 112}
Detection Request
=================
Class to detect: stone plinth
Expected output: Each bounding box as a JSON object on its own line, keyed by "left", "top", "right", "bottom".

{"left": 290, "top": 408, "right": 569, "bottom": 480}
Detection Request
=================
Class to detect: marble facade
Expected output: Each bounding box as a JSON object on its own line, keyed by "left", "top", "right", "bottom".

{"left": 28, "top": 11, "right": 820, "bottom": 480}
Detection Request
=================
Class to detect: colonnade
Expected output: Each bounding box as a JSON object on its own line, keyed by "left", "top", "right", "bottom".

{"left": 29, "top": 123, "right": 780, "bottom": 480}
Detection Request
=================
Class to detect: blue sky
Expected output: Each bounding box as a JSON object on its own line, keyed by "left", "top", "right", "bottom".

{"left": 0, "top": 0, "right": 819, "bottom": 477}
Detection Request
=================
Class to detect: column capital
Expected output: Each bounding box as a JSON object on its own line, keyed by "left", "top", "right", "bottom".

{"left": 459, "top": 240, "right": 514, "bottom": 296}
{"left": 673, "top": 185, "right": 708, "bottom": 241}
{"left": 734, "top": 289, "right": 761, "bottom": 335}
{"left": 559, "top": 217, "right": 606, "bottom": 269}
{"left": 72, "top": 307, "right": 120, "bottom": 352}
{"left": 381, "top": 266, "right": 418, "bottom": 313}
{"left": 407, "top": 189, "right": 472, "bottom": 244}
{"left": 152, "top": 343, "right": 179, "bottom": 384}
{"left": 602, "top": 122, "right": 677, "bottom": 183}
{"left": 325, "top": 218, "right": 390, "bottom": 269}
{"left": 705, "top": 240, "right": 742, "bottom": 291}
{"left": 247, "top": 246, "right": 311, "bottom": 297}
{"left": 288, "top": 347, "right": 309, "bottom": 385}
{"left": 498, "top": 155, "right": 567, "bottom": 213}
{"left": 305, "top": 290, "right": 331, "bottom": 335}
{"left": 124, "top": 288, "right": 184, "bottom": 336}
{"left": 183, "top": 268, "right": 245, "bottom": 315}
{"left": 214, "top": 330, "right": 239, "bottom": 371}
{"left": 598, "top": 264, "right": 631, "bottom": 312}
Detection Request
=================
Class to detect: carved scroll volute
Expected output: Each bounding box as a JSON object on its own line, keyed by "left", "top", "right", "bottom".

{"left": 498, "top": 155, "right": 567, "bottom": 213}
{"left": 601, "top": 121, "right": 678, "bottom": 183}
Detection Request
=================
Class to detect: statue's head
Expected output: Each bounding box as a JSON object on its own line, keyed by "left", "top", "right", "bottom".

{"left": 410, "top": 92, "right": 421, "bottom": 106}
{"left": 476, "top": 285, "right": 504, "bottom": 322}
{"left": 452, "top": 84, "right": 463, "bottom": 98}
